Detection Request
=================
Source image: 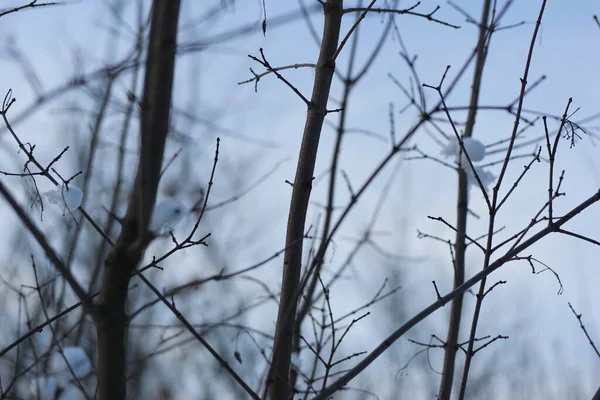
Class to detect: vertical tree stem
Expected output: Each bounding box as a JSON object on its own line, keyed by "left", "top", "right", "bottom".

{"left": 267, "top": 1, "right": 343, "bottom": 399}
{"left": 96, "top": 2, "right": 181, "bottom": 399}
{"left": 437, "top": 1, "right": 492, "bottom": 399}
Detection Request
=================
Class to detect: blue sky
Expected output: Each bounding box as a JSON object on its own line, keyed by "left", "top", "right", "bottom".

{"left": 1, "top": 1, "right": 600, "bottom": 398}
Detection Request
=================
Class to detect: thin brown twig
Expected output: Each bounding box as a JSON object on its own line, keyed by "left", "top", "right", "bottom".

{"left": 238, "top": 63, "right": 317, "bottom": 85}
{"left": 332, "top": 0, "right": 376, "bottom": 61}
{"left": 343, "top": 3, "right": 460, "bottom": 29}
{"left": 0, "top": 0, "right": 60, "bottom": 18}
{"left": 568, "top": 302, "right": 600, "bottom": 358}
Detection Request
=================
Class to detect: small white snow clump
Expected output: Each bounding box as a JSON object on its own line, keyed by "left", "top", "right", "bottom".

{"left": 461, "top": 137, "right": 486, "bottom": 162}
{"left": 441, "top": 137, "right": 486, "bottom": 162}
{"left": 150, "top": 198, "right": 186, "bottom": 234}
{"left": 465, "top": 165, "right": 496, "bottom": 188}
{"left": 441, "top": 136, "right": 495, "bottom": 189}
{"left": 440, "top": 138, "right": 459, "bottom": 157}
{"left": 44, "top": 185, "right": 83, "bottom": 211}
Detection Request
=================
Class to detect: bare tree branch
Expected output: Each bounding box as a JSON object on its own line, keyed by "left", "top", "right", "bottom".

{"left": 96, "top": 2, "right": 181, "bottom": 399}
{"left": 267, "top": 1, "right": 344, "bottom": 399}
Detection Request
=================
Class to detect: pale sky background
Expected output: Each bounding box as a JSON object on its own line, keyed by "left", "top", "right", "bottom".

{"left": 1, "top": 1, "right": 600, "bottom": 399}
